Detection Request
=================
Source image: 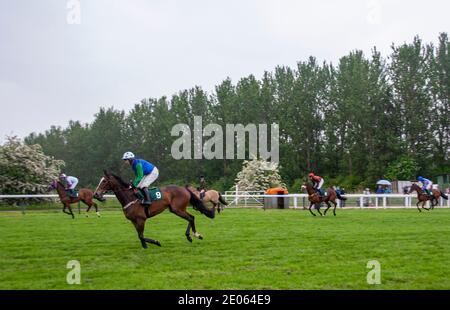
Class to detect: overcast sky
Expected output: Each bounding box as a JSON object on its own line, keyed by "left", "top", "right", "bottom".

{"left": 0, "top": 0, "right": 449, "bottom": 142}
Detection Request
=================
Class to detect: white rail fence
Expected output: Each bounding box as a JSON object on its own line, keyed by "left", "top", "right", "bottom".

{"left": 221, "top": 193, "right": 450, "bottom": 209}
{"left": 0, "top": 193, "right": 448, "bottom": 209}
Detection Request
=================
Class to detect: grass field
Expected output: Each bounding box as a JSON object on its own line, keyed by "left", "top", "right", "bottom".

{"left": 1, "top": 207, "right": 450, "bottom": 290}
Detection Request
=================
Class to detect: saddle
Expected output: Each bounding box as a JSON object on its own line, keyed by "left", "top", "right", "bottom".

{"left": 135, "top": 187, "right": 164, "bottom": 205}
{"left": 65, "top": 189, "right": 79, "bottom": 198}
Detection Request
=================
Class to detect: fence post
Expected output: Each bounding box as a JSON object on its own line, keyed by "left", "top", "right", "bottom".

{"left": 383, "top": 196, "right": 387, "bottom": 209}
{"left": 294, "top": 196, "right": 298, "bottom": 209}
{"left": 360, "top": 197, "right": 363, "bottom": 209}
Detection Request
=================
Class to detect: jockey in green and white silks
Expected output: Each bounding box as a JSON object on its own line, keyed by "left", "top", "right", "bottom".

{"left": 122, "top": 151, "right": 159, "bottom": 205}
{"left": 60, "top": 173, "right": 79, "bottom": 197}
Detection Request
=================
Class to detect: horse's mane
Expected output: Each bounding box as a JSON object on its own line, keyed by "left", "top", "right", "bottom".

{"left": 111, "top": 174, "right": 130, "bottom": 188}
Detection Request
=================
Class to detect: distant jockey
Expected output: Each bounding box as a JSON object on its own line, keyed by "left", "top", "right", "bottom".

{"left": 59, "top": 173, "right": 78, "bottom": 197}
{"left": 122, "top": 151, "right": 159, "bottom": 206}
{"left": 198, "top": 175, "right": 207, "bottom": 199}
{"left": 417, "top": 176, "right": 433, "bottom": 196}
{"left": 309, "top": 173, "right": 325, "bottom": 197}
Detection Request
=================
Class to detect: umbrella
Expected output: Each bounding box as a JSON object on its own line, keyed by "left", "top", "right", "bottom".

{"left": 376, "top": 180, "right": 391, "bottom": 186}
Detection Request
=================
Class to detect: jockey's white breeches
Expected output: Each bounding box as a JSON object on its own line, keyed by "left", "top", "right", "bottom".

{"left": 315, "top": 179, "right": 324, "bottom": 190}
{"left": 137, "top": 168, "right": 159, "bottom": 189}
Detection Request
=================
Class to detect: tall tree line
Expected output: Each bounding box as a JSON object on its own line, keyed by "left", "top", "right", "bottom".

{"left": 25, "top": 34, "right": 450, "bottom": 191}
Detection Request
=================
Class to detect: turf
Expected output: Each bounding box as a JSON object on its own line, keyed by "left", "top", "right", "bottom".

{"left": 0, "top": 208, "right": 449, "bottom": 290}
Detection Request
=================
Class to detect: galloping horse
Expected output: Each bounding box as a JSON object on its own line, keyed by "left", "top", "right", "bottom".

{"left": 302, "top": 182, "right": 347, "bottom": 216}
{"left": 93, "top": 171, "right": 215, "bottom": 248}
{"left": 49, "top": 180, "right": 100, "bottom": 219}
{"left": 408, "top": 183, "right": 448, "bottom": 212}
{"left": 186, "top": 186, "right": 228, "bottom": 214}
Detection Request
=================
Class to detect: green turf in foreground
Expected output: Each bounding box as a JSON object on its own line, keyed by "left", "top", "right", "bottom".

{"left": 0, "top": 208, "right": 449, "bottom": 290}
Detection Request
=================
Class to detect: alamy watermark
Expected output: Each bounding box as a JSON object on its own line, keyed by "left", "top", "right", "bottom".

{"left": 66, "top": 260, "right": 81, "bottom": 285}
{"left": 367, "top": 260, "right": 381, "bottom": 285}
{"left": 171, "top": 116, "right": 279, "bottom": 164}
{"left": 67, "top": 0, "right": 81, "bottom": 25}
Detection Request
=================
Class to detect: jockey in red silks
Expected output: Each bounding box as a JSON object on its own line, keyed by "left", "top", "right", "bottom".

{"left": 309, "top": 173, "right": 325, "bottom": 196}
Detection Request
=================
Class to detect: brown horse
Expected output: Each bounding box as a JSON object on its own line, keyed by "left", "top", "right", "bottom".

{"left": 49, "top": 180, "right": 100, "bottom": 219}
{"left": 93, "top": 171, "right": 215, "bottom": 248}
{"left": 408, "top": 183, "right": 448, "bottom": 212}
{"left": 302, "top": 182, "right": 346, "bottom": 216}
{"left": 186, "top": 186, "right": 228, "bottom": 214}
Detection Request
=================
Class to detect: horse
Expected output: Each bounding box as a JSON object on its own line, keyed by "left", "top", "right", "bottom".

{"left": 49, "top": 180, "right": 101, "bottom": 219}
{"left": 93, "top": 171, "right": 215, "bottom": 248}
{"left": 408, "top": 183, "right": 448, "bottom": 212}
{"left": 301, "top": 182, "right": 347, "bottom": 216}
{"left": 186, "top": 186, "right": 228, "bottom": 214}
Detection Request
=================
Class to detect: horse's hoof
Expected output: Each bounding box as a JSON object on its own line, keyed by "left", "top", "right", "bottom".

{"left": 155, "top": 241, "right": 161, "bottom": 247}
{"left": 193, "top": 232, "right": 203, "bottom": 240}
{"left": 186, "top": 236, "right": 193, "bottom": 243}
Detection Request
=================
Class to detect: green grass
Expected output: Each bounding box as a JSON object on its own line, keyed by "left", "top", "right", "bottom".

{"left": 1, "top": 208, "right": 450, "bottom": 290}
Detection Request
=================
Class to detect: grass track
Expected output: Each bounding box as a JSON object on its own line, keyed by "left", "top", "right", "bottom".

{"left": 0, "top": 208, "right": 449, "bottom": 289}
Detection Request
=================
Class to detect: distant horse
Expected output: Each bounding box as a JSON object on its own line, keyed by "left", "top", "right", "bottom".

{"left": 408, "top": 183, "right": 448, "bottom": 212}
{"left": 93, "top": 171, "right": 215, "bottom": 248}
{"left": 49, "top": 180, "right": 100, "bottom": 219}
{"left": 186, "top": 186, "right": 228, "bottom": 214}
{"left": 302, "top": 182, "right": 347, "bottom": 216}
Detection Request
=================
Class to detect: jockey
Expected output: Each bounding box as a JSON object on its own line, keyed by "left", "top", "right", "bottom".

{"left": 122, "top": 151, "right": 159, "bottom": 206}
{"left": 198, "top": 175, "right": 207, "bottom": 199}
{"left": 60, "top": 173, "right": 79, "bottom": 197}
{"left": 309, "top": 173, "right": 325, "bottom": 196}
{"left": 417, "top": 176, "right": 433, "bottom": 196}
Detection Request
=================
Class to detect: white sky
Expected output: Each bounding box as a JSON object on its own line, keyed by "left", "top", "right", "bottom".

{"left": 0, "top": 0, "right": 449, "bottom": 142}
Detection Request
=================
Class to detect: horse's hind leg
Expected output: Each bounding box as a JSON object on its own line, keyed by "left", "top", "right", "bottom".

{"left": 324, "top": 201, "right": 332, "bottom": 216}
{"left": 332, "top": 201, "right": 338, "bottom": 216}
{"left": 171, "top": 209, "right": 202, "bottom": 242}
{"left": 92, "top": 202, "right": 101, "bottom": 217}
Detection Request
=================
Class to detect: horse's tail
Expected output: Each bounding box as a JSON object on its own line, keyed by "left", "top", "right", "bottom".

{"left": 186, "top": 187, "right": 215, "bottom": 219}
{"left": 336, "top": 191, "right": 347, "bottom": 201}
{"left": 218, "top": 193, "right": 228, "bottom": 206}
{"left": 440, "top": 191, "right": 449, "bottom": 200}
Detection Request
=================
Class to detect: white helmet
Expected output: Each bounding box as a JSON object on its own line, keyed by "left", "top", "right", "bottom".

{"left": 60, "top": 173, "right": 67, "bottom": 178}
{"left": 122, "top": 152, "right": 135, "bottom": 160}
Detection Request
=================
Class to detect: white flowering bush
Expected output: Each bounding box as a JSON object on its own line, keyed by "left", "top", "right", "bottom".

{"left": 0, "top": 136, "right": 65, "bottom": 195}
{"left": 235, "top": 158, "right": 285, "bottom": 191}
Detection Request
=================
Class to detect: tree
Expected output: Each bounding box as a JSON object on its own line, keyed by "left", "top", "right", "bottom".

{"left": 235, "top": 158, "right": 285, "bottom": 191}
{"left": 0, "top": 136, "right": 65, "bottom": 194}
{"left": 385, "top": 156, "right": 419, "bottom": 180}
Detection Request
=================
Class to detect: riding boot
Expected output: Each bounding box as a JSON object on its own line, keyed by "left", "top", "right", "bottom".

{"left": 141, "top": 187, "right": 152, "bottom": 206}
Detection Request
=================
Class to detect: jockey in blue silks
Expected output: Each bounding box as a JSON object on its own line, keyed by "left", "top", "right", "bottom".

{"left": 417, "top": 176, "right": 433, "bottom": 196}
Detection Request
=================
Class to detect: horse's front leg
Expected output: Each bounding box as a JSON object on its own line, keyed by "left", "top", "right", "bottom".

{"left": 133, "top": 218, "right": 161, "bottom": 249}
{"left": 416, "top": 201, "right": 422, "bottom": 212}
{"left": 308, "top": 202, "right": 316, "bottom": 217}
{"left": 316, "top": 201, "right": 323, "bottom": 216}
